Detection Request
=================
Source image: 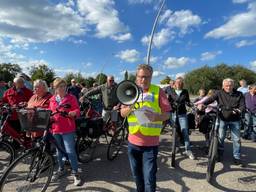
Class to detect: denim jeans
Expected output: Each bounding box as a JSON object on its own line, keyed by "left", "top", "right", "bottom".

{"left": 244, "top": 113, "right": 256, "bottom": 140}
{"left": 218, "top": 120, "right": 241, "bottom": 159}
{"left": 172, "top": 113, "right": 191, "bottom": 151}
{"left": 128, "top": 142, "right": 158, "bottom": 192}
{"left": 53, "top": 132, "right": 78, "bottom": 173}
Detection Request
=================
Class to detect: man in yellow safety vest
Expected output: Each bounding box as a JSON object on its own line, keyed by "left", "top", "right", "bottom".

{"left": 121, "top": 64, "right": 171, "bottom": 192}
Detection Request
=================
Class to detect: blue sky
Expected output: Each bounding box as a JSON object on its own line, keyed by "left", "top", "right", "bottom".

{"left": 0, "top": 0, "right": 256, "bottom": 84}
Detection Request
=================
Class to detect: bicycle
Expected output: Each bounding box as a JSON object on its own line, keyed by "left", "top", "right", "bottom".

{"left": 106, "top": 115, "right": 127, "bottom": 161}
{"left": 0, "top": 104, "right": 34, "bottom": 169}
{"left": 76, "top": 97, "right": 126, "bottom": 162}
{"left": 0, "top": 105, "right": 70, "bottom": 192}
{"left": 206, "top": 107, "right": 221, "bottom": 183}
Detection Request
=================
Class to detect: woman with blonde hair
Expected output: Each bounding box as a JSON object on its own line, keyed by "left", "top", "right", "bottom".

{"left": 49, "top": 78, "right": 81, "bottom": 186}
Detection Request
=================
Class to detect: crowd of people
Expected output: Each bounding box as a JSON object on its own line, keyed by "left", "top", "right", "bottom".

{"left": 0, "top": 66, "right": 255, "bottom": 191}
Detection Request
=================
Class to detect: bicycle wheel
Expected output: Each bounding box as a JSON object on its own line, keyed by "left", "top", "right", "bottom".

{"left": 206, "top": 134, "right": 218, "bottom": 183}
{"left": 0, "top": 149, "right": 54, "bottom": 192}
{"left": 171, "top": 125, "right": 177, "bottom": 167}
{"left": 76, "top": 136, "right": 98, "bottom": 163}
{"left": 107, "top": 127, "right": 125, "bottom": 161}
{"left": 0, "top": 141, "right": 15, "bottom": 172}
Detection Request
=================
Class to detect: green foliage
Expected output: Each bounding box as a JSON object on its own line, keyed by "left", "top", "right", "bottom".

{"left": 160, "top": 76, "right": 171, "bottom": 84}
{"left": 184, "top": 64, "right": 256, "bottom": 94}
{"left": 128, "top": 73, "right": 136, "bottom": 82}
{"left": 124, "top": 70, "right": 128, "bottom": 80}
{"left": 95, "top": 73, "right": 107, "bottom": 85}
{"left": 0, "top": 63, "right": 22, "bottom": 82}
{"left": 63, "top": 72, "right": 86, "bottom": 85}
{"left": 86, "top": 77, "right": 96, "bottom": 87}
{"left": 30, "top": 64, "right": 55, "bottom": 85}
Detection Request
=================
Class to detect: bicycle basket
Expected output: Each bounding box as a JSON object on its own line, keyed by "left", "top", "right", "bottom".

{"left": 17, "top": 109, "right": 51, "bottom": 132}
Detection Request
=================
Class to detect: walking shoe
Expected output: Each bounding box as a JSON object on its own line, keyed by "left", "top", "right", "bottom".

{"left": 51, "top": 169, "right": 66, "bottom": 182}
{"left": 73, "top": 173, "right": 82, "bottom": 186}
{"left": 233, "top": 158, "right": 242, "bottom": 166}
{"left": 185, "top": 150, "right": 195, "bottom": 160}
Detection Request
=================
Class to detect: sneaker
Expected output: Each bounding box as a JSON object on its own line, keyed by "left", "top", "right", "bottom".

{"left": 52, "top": 169, "right": 66, "bottom": 182}
{"left": 185, "top": 150, "right": 195, "bottom": 160}
{"left": 73, "top": 173, "right": 82, "bottom": 186}
{"left": 233, "top": 158, "right": 243, "bottom": 166}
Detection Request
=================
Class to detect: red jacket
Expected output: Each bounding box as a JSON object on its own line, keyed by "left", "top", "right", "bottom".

{"left": 2, "top": 86, "right": 33, "bottom": 120}
{"left": 49, "top": 94, "right": 80, "bottom": 134}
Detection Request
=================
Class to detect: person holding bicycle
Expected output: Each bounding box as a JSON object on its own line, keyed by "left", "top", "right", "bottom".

{"left": 27, "top": 79, "right": 52, "bottom": 138}
{"left": 2, "top": 77, "right": 33, "bottom": 131}
{"left": 120, "top": 64, "right": 171, "bottom": 192}
{"left": 80, "top": 76, "right": 120, "bottom": 133}
{"left": 49, "top": 78, "right": 81, "bottom": 186}
{"left": 243, "top": 83, "right": 256, "bottom": 141}
{"left": 167, "top": 77, "right": 195, "bottom": 160}
{"left": 202, "top": 78, "right": 245, "bottom": 165}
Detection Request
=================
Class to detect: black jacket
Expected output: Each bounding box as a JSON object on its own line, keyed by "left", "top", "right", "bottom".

{"left": 167, "top": 88, "right": 191, "bottom": 115}
{"left": 204, "top": 89, "right": 245, "bottom": 121}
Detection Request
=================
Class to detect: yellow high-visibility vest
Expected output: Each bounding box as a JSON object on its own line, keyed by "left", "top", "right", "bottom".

{"left": 128, "top": 84, "right": 163, "bottom": 136}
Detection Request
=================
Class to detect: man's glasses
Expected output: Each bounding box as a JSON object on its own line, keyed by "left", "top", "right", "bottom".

{"left": 137, "top": 76, "right": 151, "bottom": 80}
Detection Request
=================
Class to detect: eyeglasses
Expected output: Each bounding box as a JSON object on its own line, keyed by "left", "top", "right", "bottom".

{"left": 109, "top": 80, "right": 114, "bottom": 82}
{"left": 137, "top": 75, "right": 151, "bottom": 80}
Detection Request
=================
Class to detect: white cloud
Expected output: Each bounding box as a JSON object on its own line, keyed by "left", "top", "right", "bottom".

{"left": 0, "top": 0, "right": 85, "bottom": 43}
{"left": 235, "top": 39, "right": 256, "bottom": 47}
{"left": 166, "top": 10, "right": 202, "bottom": 34}
{"left": 233, "top": 0, "right": 251, "bottom": 4}
{"left": 115, "top": 49, "right": 140, "bottom": 63}
{"left": 143, "top": 56, "right": 159, "bottom": 64}
{"left": 200, "top": 51, "right": 222, "bottom": 61}
{"left": 141, "top": 28, "right": 175, "bottom": 48}
{"left": 205, "top": 2, "right": 256, "bottom": 39}
{"left": 164, "top": 57, "right": 192, "bottom": 68}
{"left": 77, "top": 0, "right": 130, "bottom": 41}
{"left": 159, "top": 10, "right": 172, "bottom": 24}
{"left": 153, "top": 70, "right": 165, "bottom": 77}
{"left": 141, "top": 9, "right": 202, "bottom": 48}
{"left": 111, "top": 33, "right": 132, "bottom": 43}
{"left": 128, "top": 0, "right": 154, "bottom": 4}
{"left": 175, "top": 72, "right": 186, "bottom": 79}
{"left": 250, "top": 60, "right": 256, "bottom": 67}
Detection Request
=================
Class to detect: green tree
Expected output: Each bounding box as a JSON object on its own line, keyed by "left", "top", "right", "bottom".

{"left": 30, "top": 64, "right": 55, "bottom": 85}
{"left": 95, "top": 73, "right": 107, "bottom": 85}
{"left": 184, "top": 64, "right": 256, "bottom": 94}
{"left": 0, "top": 63, "right": 22, "bottom": 82}
{"left": 124, "top": 70, "right": 128, "bottom": 80}
{"left": 160, "top": 76, "right": 171, "bottom": 84}
{"left": 128, "top": 73, "right": 136, "bottom": 82}
{"left": 63, "top": 72, "right": 86, "bottom": 85}
{"left": 85, "top": 77, "right": 96, "bottom": 88}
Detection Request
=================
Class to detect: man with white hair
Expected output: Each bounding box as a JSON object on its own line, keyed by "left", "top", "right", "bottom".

{"left": 202, "top": 78, "right": 245, "bottom": 165}
{"left": 2, "top": 76, "right": 33, "bottom": 131}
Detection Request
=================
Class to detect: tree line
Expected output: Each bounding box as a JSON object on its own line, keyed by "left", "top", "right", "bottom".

{"left": 0, "top": 63, "right": 136, "bottom": 88}
{"left": 160, "top": 63, "right": 256, "bottom": 94}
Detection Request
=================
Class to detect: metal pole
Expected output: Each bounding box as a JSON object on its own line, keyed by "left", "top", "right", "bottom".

{"left": 146, "top": 0, "right": 165, "bottom": 65}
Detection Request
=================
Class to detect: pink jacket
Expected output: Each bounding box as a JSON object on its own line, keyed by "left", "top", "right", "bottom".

{"left": 49, "top": 94, "right": 80, "bottom": 134}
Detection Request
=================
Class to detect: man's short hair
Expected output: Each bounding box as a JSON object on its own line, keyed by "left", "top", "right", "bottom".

{"left": 136, "top": 64, "right": 153, "bottom": 75}
{"left": 222, "top": 78, "right": 234, "bottom": 86}
{"left": 13, "top": 77, "right": 25, "bottom": 83}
